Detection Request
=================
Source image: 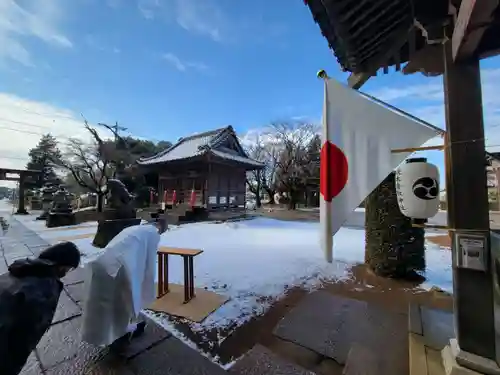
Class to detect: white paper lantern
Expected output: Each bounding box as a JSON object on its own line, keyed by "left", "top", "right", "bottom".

{"left": 395, "top": 157, "right": 440, "bottom": 219}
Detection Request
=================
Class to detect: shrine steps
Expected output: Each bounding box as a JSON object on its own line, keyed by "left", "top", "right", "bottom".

{"left": 165, "top": 204, "right": 208, "bottom": 225}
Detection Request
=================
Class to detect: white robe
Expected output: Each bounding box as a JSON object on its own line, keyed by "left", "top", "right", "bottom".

{"left": 80, "top": 224, "right": 160, "bottom": 346}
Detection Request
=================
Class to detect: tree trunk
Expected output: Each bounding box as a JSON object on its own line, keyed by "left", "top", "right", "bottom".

{"left": 288, "top": 190, "right": 298, "bottom": 210}
{"left": 264, "top": 187, "right": 276, "bottom": 205}
{"left": 255, "top": 183, "right": 262, "bottom": 208}
{"left": 97, "top": 192, "right": 105, "bottom": 213}
{"left": 304, "top": 190, "right": 309, "bottom": 207}
{"left": 364, "top": 172, "right": 425, "bottom": 279}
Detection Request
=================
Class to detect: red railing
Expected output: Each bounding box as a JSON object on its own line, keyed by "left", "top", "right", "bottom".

{"left": 162, "top": 189, "right": 204, "bottom": 207}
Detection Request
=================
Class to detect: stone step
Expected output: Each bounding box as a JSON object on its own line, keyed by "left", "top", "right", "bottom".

{"left": 165, "top": 213, "right": 186, "bottom": 225}
{"left": 228, "top": 345, "right": 316, "bottom": 375}
{"left": 273, "top": 291, "right": 408, "bottom": 375}
{"left": 342, "top": 343, "right": 383, "bottom": 375}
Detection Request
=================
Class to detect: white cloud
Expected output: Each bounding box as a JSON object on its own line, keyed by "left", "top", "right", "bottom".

{"left": 363, "top": 66, "right": 500, "bottom": 187}
{"left": 138, "top": 0, "right": 285, "bottom": 44}
{"left": 173, "top": 0, "right": 224, "bottom": 42}
{"left": 137, "top": 0, "right": 161, "bottom": 20}
{"left": 0, "top": 93, "right": 112, "bottom": 187}
{"left": 84, "top": 34, "right": 121, "bottom": 54}
{"left": 0, "top": 0, "right": 72, "bottom": 66}
{"left": 370, "top": 68, "right": 500, "bottom": 152}
{"left": 161, "top": 52, "right": 208, "bottom": 72}
{"left": 137, "top": 0, "right": 226, "bottom": 41}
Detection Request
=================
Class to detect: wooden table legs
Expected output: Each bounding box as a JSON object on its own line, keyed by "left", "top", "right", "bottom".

{"left": 188, "top": 256, "right": 194, "bottom": 299}
{"left": 157, "top": 252, "right": 195, "bottom": 303}
{"left": 157, "top": 253, "right": 169, "bottom": 298}
{"left": 182, "top": 255, "right": 196, "bottom": 304}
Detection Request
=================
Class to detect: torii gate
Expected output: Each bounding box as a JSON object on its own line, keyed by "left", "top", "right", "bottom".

{"left": 0, "top": 168, "right": 42, "bottom": 214}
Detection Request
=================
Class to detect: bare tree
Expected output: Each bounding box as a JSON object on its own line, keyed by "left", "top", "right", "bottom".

{"left": 53, "top": 121, "right": 115, "bottom": 212}
{"left": 267, "top": 121, "right": 319, "bottom": 209}
{"left": 97, "top": 122, "right": 132, "bottom": 179}
{"left": 244, "top": 131, "right": 281, "bottom": 206}
{"left": 245, "top": 137, "right": 265, "bottom": 208}
{"left": 260, "top": 141, "right": 279, "bottom": 204}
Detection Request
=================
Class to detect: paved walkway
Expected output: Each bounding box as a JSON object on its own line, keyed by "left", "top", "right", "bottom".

{"left": 0, "top": 211, "right": 425, "bottom": 375}
{"left": 0, "top": 215, "right": 229, "bottom": 375}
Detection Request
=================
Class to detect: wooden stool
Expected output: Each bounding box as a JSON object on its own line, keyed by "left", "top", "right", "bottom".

{"left": 157, "top": 246, "right": 203, "bottom": 303}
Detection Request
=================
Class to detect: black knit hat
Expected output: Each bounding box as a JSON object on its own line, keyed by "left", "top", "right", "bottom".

{"left": 38, "top": 241, "right": 81, "bottom": 269}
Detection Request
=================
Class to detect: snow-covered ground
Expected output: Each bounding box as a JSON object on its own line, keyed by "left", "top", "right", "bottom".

{"left": 0, "top": 199, "right": 13, "bottom": 214}
{"left": 15, "top": 212, "right": 452, "bottom": 334}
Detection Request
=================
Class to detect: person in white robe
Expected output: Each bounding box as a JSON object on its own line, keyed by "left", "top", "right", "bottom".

{"left": 80, "top": 221, "right": 165, "bottom": 349}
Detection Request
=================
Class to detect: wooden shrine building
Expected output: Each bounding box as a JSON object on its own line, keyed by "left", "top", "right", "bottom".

{"left": 137, "top": 126, "right": 264, "bottom": 211}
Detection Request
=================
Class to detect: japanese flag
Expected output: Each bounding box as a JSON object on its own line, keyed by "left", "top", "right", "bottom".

{"left": 320, "top": 78, "right": 440, "bottom": 262}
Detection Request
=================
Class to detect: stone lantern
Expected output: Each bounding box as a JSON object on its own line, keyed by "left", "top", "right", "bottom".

{"left": 46, "top": 187, "right": 76, "bottom": 228}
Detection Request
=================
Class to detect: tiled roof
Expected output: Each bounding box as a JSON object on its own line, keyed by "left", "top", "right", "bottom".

{"left": 138, "top": 127, "right": 227, "bottom": 165}
{"left": 137, "top": 126, "right": 264, "bottom": 168}
{"left": 488, "top": 152, "right": 500, "bottom": 162}
{"left": 210, "top": 149, "right": 264, "bottom": 167}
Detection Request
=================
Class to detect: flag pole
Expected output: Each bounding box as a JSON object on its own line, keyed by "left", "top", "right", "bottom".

{"left": 317, "top": 69, "right": 334, "bottom": 263}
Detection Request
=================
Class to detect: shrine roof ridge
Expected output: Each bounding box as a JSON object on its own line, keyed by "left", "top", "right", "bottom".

{"left": 137, "top": 125, "right": 264, "bottom": 169}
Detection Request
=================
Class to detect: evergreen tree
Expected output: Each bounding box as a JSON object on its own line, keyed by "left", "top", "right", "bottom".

{"left": 364, "top": 172, "right": 425, "bottom": 279}
{"left": 0, "top": 187, "right": 13, "bottom": 199}
{"left": 26, "top": 134, "right": 62, "bottom": 187}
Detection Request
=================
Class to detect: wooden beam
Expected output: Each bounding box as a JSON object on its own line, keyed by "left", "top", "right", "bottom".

{"left": 391, "top": 145, "right": 445, "bottom": 153}
{"left": 348, "top": 72, "right": 372, "bottom": 89}
{"left": 452, "top": 0, "right": 498, "bottom": 61}
{"left": 16, "top": 173, "right": 28, "bottom": 214}
{"left": 0, "top": 168, "right": 41, "bottom": 175}
{"left": 348, "top": 25, "right": 413, "bottom": 89}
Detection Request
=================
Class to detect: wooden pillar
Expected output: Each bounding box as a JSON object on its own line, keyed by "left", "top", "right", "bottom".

{"left": 443, "top": 38, "right": 496, "bottom": 362}
{"left": 206, "top": 159, "right": 212, "bottom": 209}
{"left": 16, "top": 173, "right": 28, "bottom": 215}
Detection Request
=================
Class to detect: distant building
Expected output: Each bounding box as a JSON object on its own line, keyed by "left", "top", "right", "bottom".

{"left": 487, "top": 152, "right": 500, "bottom": 204}
{"left": 441, "top": 152, "right": 500, "bottom": 210}
{"left": 137, "top": 126, "right": 264, "bottom": 211}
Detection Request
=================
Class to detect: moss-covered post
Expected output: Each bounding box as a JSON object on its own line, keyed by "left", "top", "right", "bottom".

{"left": 364, "top": 171, "right": 425, "bottom": 278}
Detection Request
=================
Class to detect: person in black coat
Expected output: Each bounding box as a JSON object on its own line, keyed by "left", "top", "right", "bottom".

{"left": 0, "top": 241, "right": 81, "bottom": 375}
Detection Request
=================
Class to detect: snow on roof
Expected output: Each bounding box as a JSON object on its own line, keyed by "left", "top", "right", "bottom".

{"left": 138, "top": 126, "right": 264, "bottom": 168}
{"left": 210, "top": 149, "right": 264, "bottom": 167}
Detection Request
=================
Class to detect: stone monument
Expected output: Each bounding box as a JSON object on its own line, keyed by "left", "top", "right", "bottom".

{"left": 92, "top": 179, "right": 140, "bottom": 248}
{"left": 46, "top": 187, "right": 76, "bottom": 228}
{"left": 36, "top": 184, "right": 59, "bottom": 220}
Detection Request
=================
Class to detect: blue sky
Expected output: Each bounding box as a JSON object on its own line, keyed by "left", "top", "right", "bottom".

{"left": 0, "top": 0, "right": 349, "bottom": 142}
{"left": 0, "top": 0, "right": 499, "bottom": 187}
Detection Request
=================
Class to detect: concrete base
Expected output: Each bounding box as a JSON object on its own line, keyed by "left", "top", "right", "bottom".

{"left": 36, "top": 211, "right": 49, "bottom": 220}
{"left": 46, "top": 212, "right": 76, "bottom": 228}
{"left": 442, "top": 339, "right": 500, "bottom": 375}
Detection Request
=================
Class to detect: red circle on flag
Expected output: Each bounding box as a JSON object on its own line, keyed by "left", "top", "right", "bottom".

{"left": 320, "top": 141, "right": 348, "bottom": 202}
